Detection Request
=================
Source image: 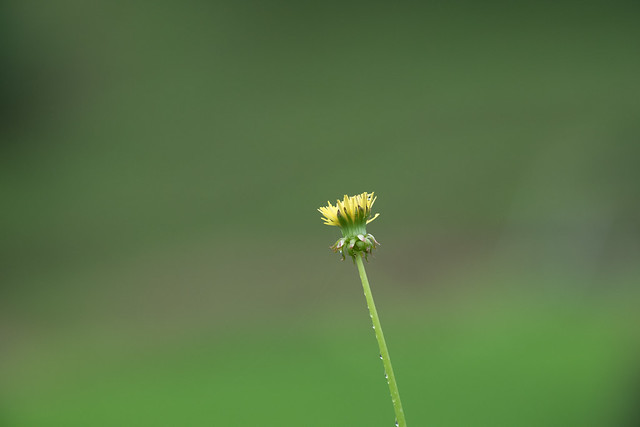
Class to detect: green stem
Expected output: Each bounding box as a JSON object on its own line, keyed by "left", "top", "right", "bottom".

{"left": 355, "top": 255, "right": 407, "bottom": 427}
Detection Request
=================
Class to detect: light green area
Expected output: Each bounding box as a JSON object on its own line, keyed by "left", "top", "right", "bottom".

{"left": 2, "top": 298, "right": 636, "bottom": 427}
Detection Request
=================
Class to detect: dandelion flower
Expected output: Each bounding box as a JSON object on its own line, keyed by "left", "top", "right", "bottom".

{"left": 317, "top": 191, "right": 407, "bottom": 426}
{"left": 318, "top": 192, "right": 380, "bottom": 260}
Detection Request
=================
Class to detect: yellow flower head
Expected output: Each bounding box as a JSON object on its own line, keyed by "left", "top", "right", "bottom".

{"left": 318, "top": 191, "right": 379, "bottom": 228}
{"left": 318, "top": 192, "right": 381, "bottom": 261}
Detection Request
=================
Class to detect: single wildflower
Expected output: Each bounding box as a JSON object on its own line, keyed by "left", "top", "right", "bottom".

{"left": 317, "top": 192, "right": 407, "bottom": 426}
{"left": 317, "top": 191, "right": 381, "bottom": 261}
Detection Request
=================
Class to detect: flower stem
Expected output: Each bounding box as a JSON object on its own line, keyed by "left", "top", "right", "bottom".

{"left": 355, "top": 255, "right": 407, "bottom": 427}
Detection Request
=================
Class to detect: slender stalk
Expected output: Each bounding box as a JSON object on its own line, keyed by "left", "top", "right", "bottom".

{"left": 355, "top": 255, "right": 407, "bottom": 427}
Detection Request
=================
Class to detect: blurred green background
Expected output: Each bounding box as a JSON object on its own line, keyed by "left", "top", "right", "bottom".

{"left": 2, "top": 1, "right": 639, "bottom": 426}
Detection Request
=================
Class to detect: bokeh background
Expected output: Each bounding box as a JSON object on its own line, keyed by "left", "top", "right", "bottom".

{"left": 2, "top": 1, "right": 639, "bottom": 426}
